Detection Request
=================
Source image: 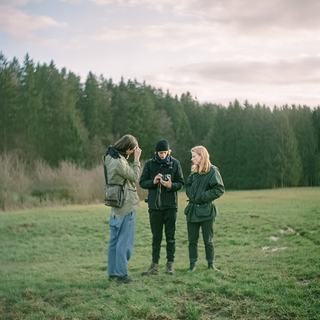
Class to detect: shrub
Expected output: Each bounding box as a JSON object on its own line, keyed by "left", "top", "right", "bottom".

{"left": 31, "top": 160, "right": 105, "bottom": 205}
{"left": 0, "top": 153, "right": 29, "bottom": 210}
{"left": 0, "top": 154, "right": 146, "bottom": 210}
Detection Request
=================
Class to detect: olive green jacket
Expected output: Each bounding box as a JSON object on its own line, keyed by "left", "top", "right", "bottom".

{"left": 184, "top": 165, "right": 225, "bottom": 223}
{"left": 103, "top": 154, "right": 140, "bottom": 219}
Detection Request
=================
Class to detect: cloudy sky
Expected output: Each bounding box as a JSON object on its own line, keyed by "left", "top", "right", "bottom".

{"left": 1, "top": 0, "right": 320, "bottom": 107}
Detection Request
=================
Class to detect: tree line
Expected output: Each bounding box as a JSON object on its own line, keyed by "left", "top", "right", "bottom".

{"left": 1, "top": 52, "right": 320, "bottom": 189}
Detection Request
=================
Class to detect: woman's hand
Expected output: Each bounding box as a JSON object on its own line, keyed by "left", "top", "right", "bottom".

{"left": 134, "top": 146, "right": 142, "bottom": 161}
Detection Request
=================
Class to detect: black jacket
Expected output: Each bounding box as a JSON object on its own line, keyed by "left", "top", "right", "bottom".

{"left": 139, "top": 155, "right": 184, "bottom": 209}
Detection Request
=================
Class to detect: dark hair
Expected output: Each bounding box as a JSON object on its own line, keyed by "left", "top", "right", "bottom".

{"left": 114, "top": 134, "right": 138, "bottom": 152}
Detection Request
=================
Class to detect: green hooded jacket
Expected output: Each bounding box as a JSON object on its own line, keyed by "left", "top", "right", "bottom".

{"left": 184, "top": 165, "right": 225, "bottom": 223}
{"left": 103, "top": 152, "right": 140, "bottom": 219}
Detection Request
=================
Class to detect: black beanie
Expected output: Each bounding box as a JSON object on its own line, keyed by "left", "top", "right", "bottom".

{"left": 155, "top": 139, "right": 170, "bottom": 152}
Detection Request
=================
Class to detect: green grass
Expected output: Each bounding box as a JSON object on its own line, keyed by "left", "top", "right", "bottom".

{"left": 1, "top": 187, "right": 319, "bottom": 320}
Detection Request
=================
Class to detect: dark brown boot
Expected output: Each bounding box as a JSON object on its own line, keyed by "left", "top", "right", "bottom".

{"left": 142, "top": 263, "right": 159, "bottom": 275}
{"left": 166, "top": 261, "right": 174, "bottom": 275}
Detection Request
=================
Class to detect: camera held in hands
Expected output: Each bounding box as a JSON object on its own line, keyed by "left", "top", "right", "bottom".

{"left": 162, "top": 174, "right": 171, "bottom": 181}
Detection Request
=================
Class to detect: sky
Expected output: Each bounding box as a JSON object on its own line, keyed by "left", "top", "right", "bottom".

{"left": 1, "top": 0, "right": 320, "bottom": 108}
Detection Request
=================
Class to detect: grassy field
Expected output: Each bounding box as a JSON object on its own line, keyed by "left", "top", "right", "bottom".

{"left": 0, "top": 187, "right": 319, "bottom": 320}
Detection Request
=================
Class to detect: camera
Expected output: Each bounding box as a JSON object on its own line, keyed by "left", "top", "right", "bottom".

{"left": 162, "top": 174, "right": 171, "bottom": 181}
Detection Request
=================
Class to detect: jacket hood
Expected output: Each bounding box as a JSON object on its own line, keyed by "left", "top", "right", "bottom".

{"left": 106, "top": 146, "right": 127, "bottom": 159}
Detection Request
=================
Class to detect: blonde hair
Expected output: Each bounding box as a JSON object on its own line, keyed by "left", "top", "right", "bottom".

{"left": 191, "top": 146, "right": 212, "bottom": 175}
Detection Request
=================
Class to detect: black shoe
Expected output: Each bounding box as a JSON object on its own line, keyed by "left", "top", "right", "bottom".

{"left": 117, "top": 275, "right": 139, "bottom": 284}
{"left": 109, "top": 275, "right": 118, "bottom": 281}
{"left": 188, "top": 262, "right": 196, "bottom": 272}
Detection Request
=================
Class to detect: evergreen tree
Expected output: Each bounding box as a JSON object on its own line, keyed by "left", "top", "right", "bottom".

{"left": 110, "top": 79, "right": 159, "bottom": 157}
{"left": 200, "top": 102, "right": 220, "bottom": 146}
{"left": 312, "top": 106, "right": 320, "bottom": 185}
{"left": 0, "top": 54, "right": 22, "bottom": 155}
{"left": 285, "top": 105, "right": 317, "bottom": 186}
{"left": 77, "top": 72, "right": 112, "bottom": 166}
{"left": 271, "top": 108, "right": 302, "bottom": 187}
{"left": 180, "top": 92, "right": 198, "bottom": 144}
{"left": 78, "top": 73, "right": 111, "bottom": 142}
{"left": 34, "top": 61, "right": 86, "bottom": 165}
{"left": 241, "top": 102, "right": 275, "bottom": 189}
{"left": 207, "top": 106, "right": 228, "bottom": 182}
{"left": 18, "top": 54, "right": 43, "bottom": 159}
{"left": 222, "top": 100, "right": 246, "bottom": 189}
{"left": 151, "top": 88, "right": 178, "bottom": 156}
{"left": 154, "top": 90, "right": 194, "bottom": 177}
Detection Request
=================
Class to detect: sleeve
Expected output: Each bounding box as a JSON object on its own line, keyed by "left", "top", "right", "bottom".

{"left": 185, "top": 174, "right": 194, "bottom": 200}
{"left": 168, "top": 160, "right": 184, "bottom": 192}
{"left": 200, "top": 167, "right": 225, "bottom": 203}
{"left": 139, "top": 161, "right": 157, "bottom": 189}
{"left": 115, "top": 158, "right": 141, "bottom": 183}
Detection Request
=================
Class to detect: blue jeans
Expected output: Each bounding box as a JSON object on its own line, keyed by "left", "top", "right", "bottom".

{"left": 108, "top": 211, "right": 136, "bottom": 277}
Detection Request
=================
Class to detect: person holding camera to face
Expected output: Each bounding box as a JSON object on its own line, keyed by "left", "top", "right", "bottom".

{"left": 139, "top": 140, "right": 184, "bottom": 275}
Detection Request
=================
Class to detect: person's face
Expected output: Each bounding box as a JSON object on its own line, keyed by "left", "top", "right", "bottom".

{"left": 157, "top": 151, "right": 169, "bottom": 159}
{"left": 191, "top": 152, "right": 202, "bottom": 165}
{"left": 126, "top": 145, "right": 137, "bottom": 155}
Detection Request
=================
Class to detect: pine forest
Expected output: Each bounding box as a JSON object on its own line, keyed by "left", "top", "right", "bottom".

{"left": 1, "top": 52, "right": 320, "bottom": 206}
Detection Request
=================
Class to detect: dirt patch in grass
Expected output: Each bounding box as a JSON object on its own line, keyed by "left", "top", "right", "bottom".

{"left": 145, "top": 313, "right": 173, "bottom": 320}
{"left": 7, "top": 223, "right": 35, "bottom": 232}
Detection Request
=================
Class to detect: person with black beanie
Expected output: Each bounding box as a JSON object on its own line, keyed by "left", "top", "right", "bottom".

{"left": 139, "top": 139, "right": 184, "bottom": 275}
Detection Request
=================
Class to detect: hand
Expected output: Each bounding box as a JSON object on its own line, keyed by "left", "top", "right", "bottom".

{"left": 160, "top": 175, "right": 172, "bottom": 189}
{"left": 134, "top": 146, "right": 142, "bottom": 161}
{"left": 153, "top": 173, "right": 162, "bottom": 185}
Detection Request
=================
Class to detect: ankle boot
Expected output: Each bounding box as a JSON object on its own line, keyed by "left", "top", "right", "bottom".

{"left": 142, "top": 262, "right": 159, "bottom": 276}
{"left": 166, "top": 261, "right": 174, "bottom": 275}
{"left": 188, "top": 262, "right": 196, "bottom": 272}
{"left": 208, "top": 262, "right": 220, "bottom": 271}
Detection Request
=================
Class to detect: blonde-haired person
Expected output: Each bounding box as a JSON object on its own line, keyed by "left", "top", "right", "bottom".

{"left": 184, "top": 146, "right": 225, "bottom": 272}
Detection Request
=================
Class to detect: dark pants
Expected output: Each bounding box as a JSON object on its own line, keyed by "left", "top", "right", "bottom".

{"left": 187, "top": 219, "right": 214, "bottom": 263}
{"left": 149, "top": 208, "right": 177, "bottom": 263}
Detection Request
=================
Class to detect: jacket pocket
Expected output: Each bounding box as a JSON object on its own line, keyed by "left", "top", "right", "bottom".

{"left": 184, "top": 203, "right": 192, "bottom": 216}
{"left": 195, "top": 203, "right": 212, "bottom": 217}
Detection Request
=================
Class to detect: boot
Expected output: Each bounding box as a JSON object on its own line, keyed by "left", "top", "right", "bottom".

{"left": 208, "top": 262, "right": 220, "bottom": 271}
{"left": 142, "top": 263, "right": 159, "bottom": 276}
{"left": 166, "top": 261, "right": 174, "bottom": 275}
{"left": 188, "top": 262, "right": 196, "bottom": 272}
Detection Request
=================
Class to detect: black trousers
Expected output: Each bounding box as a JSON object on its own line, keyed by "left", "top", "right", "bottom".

{"left": 149, "top": 208, "right": 177, "bottom": 263}
{"left": 187, "top": 219, "right": 214, "bottom": 263}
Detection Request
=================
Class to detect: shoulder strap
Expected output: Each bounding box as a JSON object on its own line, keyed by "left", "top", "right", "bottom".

{"left": 103, "top": 156, "right": 108, "bottom": 184}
